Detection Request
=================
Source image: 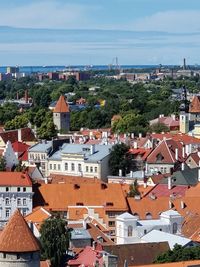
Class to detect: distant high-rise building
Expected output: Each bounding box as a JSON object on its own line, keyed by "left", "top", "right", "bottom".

{"left": 6, "top": 66, "right": 19, "bottom": 74}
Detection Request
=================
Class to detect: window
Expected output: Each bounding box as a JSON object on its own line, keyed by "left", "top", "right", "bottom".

{"left": 17, "top": 187, "right": 20, "bottom": 192}
{"left": 146, "top": 212, "right": 152, "bottom": 219}
{"left": 108, "top": 221, "right": 115, "bottom": 227}
{"left": 5, "top": 198, "right": 10, "bottom": 206}
{"left": 50, "top": 164, "right": 52, "bottom": 170}
{"left": 5, "top": 209, "right": 10, "bottom": 218}
{"left": 173, "top": 222, "right": 178, "bottom": 234}
{"left": 128, "top": 225, "right": 133, "bottom": 237}
{"left": 17, "top": 198, "right": 21, "bottom": 206}
{"left": 90, "top": 166, "right": 93, "bottom": 173}
{"left": 144, "top": 229, "right": 147, "bottom": 235}
{"left": 54, "top": 164, "right": 56, "bottom": 170}
{"left": 23, "top": 198, "right": 27, "bottom": 206}
{"left": 23, "top": 187, "right": 26, "bottom": 192}
{"left": 95, "top": 167, "right": 97, "bottom": 173}
{"left": 78, "top": 164, "right": 82, "bottom": 172}
{"left": 65, "top": 163, "right": 68, "bottom": 171}
{"left": 58, "top": 164, "right": 61, "bottom": 171}
{"left": 22, "top": 209, "right": 27, "bottom": 216}
{"left": 6, "top": 187, "right": 9, "bottom": 192}
{"left": 86, "top": 166, "right": 89, "bottom": 172}
{"left": 71, "top": 163, "right": 75, "bottom": 171}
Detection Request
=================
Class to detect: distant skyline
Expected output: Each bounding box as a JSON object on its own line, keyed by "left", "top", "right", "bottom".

{"left": 0, "top": 0, "right": 200, "bottom": 65}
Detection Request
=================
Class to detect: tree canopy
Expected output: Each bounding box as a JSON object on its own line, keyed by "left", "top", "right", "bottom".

{"left": 40, "top": 217, "right": 70, "bottom": 267}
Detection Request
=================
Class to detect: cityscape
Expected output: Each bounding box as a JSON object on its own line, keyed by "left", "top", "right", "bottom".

{"left": 1, "top": 1, "right": 200, "bottom": 267}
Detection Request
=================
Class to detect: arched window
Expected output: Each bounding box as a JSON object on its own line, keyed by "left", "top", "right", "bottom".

{"left": 133, "top": 213, "right": 139, "bottom": 219}
{"left": 128, "top": 225, "right": 133, "bottom": 237}
{"left": 173, "top": 222, "right": 178, "bottom": 234}
{"left": 78, "top": 164, "right": 82, "bottom": 172}
{"left": 146, "top": 212, "right": 152, "bottom": 219}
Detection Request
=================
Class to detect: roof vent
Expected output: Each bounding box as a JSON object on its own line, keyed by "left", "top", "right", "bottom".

{"left": 101, "top": 183, "right": 107, "bottom": 190}
{"left": 74, "top": 184, "right": 80, "bottom": 189}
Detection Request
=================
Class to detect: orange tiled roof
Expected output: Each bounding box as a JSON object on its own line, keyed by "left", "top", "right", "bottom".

{"left": 0, "top": 172, "right": 32, "bottom": 187}
{"left": 25, "top": 207, "right": 51, "bottom": 225}
{"left": 189, "top": 96, "right": 200, "bottom": 113}
{"left": 33, "top": 183, "right": 128, "bottom": 212}
{"left": 53, "top": 95, "right": 69, "bottom": 113}
{"left": 0, "top": 209, "right": 40, "bottom": 252}
{"left": 133, "top": 260, "right": 200, "bottom": 267}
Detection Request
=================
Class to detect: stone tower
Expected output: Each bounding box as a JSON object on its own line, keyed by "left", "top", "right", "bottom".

{"left": 53, "top": 95, "right": 70, "bottom": 132}
{"left": 179, "top": 86, "right": 189, "bottom": 134}
{"left": 0, "top": 209, "right": 40, "bottom": 267}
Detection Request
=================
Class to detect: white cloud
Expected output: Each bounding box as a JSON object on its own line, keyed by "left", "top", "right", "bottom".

{"left": 130, "top": 10, "right": 200, "bottom": 32}
{"left": 0, "top": 1, "right": 94, "bottom": 29}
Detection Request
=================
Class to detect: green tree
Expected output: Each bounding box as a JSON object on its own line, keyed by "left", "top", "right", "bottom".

{"left": 154, "top": 244, "right": 200, "bottom": 263}
{"left": 149, "top": 122, "right": 170, "bottom": 133}
{"left": 4, "top": 114, "right": 29, "bottom": 130}
{"left": 40, "top": 217, "right": 70, "bottom": 267}
{"left": 128, "top": 179, "right": 140, "bottom": 197}
{"left": 109, "top": 143, "right": 131, "bottom": 176}
{"left": 0, "top": 156, "right": 6, "bottom": 171}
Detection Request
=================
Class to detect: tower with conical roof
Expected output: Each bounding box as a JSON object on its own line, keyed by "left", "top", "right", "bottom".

{"left": 53, "top": 95, "right": 70, "bottom": 133}
{"left": 0, "top": 209, "right": 40, "bottom": 267}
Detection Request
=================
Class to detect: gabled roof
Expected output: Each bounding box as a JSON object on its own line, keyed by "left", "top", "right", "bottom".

{"left": 0, "top": 172, "right": 32, "bottom": 187}
{"left": 53, "top": 95, "right": 70, "bottom": 113}
{"left": 147, "top": 139, "right": 184, "bottom": 164}
{"left": 87, "top": 223, "right": 114, "bottom": 246}
{"left": 117, "top": 212, "right": 137, "bottom": 220}
{"left": 0, "top": 128, "right": 35, "bottom": 144}
{"left": 0, "top": 209, "right": 40, "bottom": 252}
{"left": 189, "top": 95, "right": 200, "bottom": 113}
{"left": 160, "top": 167, "right": 199, "bottom": 186}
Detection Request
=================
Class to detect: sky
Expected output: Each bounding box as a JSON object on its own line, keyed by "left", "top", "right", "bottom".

{"left": 0, "top": 0, "right": 200, "bottom": 65}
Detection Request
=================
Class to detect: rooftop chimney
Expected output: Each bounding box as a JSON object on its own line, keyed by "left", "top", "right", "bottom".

{"left": 133, "top": 141, "right": 138, "bottom": 149}
{"left": 181, "top": 162, "right": 185, "bottom": 171}
{"left": 175, "top": 148, "right": 178, "bottom": 161}
{"left": 182, "top": 145, "right": 185, "bottom": 159}
{"left": 139, "top": 133, "right": 142, "bottom": 139}
{"left": 168, "top": 176, "right": 172, "bottom": 190}
{"left": 90, "top": 144, "right": 95, "bottom": 155}
{"left": 131, "top": 133, "right": 134, "bottom": 139}
{"left": 119, "top": 169, "right": 122, "bottom": 177}
{"left": 25, "top": 89, "right": 28, "bottom": 103}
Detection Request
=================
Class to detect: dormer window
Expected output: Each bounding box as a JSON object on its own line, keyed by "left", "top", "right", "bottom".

{"left": 156, "top": 153, "right": 164, "bottom": 162}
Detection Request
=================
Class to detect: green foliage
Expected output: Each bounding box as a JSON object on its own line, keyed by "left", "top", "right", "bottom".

{"left": 128, "top": 179, "right": 140, "bottom": 197}
{"left": 40, "top": 217, "right": 70, "bottom": 267}
{"left": 14, "top": 160, "right": 27, "bottom": 172}
{"left": 0, "top": 156, "right": 6, "bottom": 171}
{"left": 109, "top": 143, "right": 131, "bottom": 176}
{"left": 4, "top": 114, "right": 29, "bottom": 130}
{"left": 154, "top": 244, "right": 200, "bottom": 263}
{"left": 149, "top": 122, "right": 170, "bottom": 133}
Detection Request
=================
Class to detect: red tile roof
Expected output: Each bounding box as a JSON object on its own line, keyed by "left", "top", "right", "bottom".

{"left": 129, "top": 148, "right": 152, "bottom": 160}
{"left": 0, "top": 172, "right": 32, "bottom": 187}
{"left": 0, "top": 209, "right": 40, "bottom": 252}
{"left": 12, "top": 141, "right": 30, "bottom": 153}
{"left": 189, "top": 95, "right": 200, "bottom": 113}
{"left": 53, "top": 95, "right": 69, "bottom": 113}
{"left": 145, "top": 184, "right": 188, "bottom": 198}
{"left": 0, "top": 128, "right": 35, "bottom": 144}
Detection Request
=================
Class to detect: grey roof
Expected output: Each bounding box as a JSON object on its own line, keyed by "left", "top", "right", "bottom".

{"left": 160, "top": 167, "right": 199, "bottom": 186}
{"left": 137, "top": 219, "right": 169, "bottom": 227}
{"left": 160, "top": 210, "right": 181, "bottom": 217}
{"left": 49, "top": 143, "right": 112, "bottom": 162}
{"left": 70, "top": 228, "right": 91, "bottom": 240}
{"left": 141, "top": 230, "right": 192, "bottom": 249}
{"left": 29, "top": 141, "right": 52, "bottom": 153}
{"left": 117, "top": 212, "right": 137, "bottom": 220}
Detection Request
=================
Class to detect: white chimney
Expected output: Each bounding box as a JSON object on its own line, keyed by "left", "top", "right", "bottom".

{"left": 181, "top": 162, "right": 185, "bottom": 171}
{"left": 171, "top": 114, "right": 176, "bottom": 120}
{"left": 90, "top": 144, "right": 95, "bottom": 155}
{"left": 139, "top": 133, "right": 142, "bottom": 138}
{"left": 130, "top": 171, "right": 133, "bottom": 178}
{"left": 175, "top": 148, "right": 178, "bottom": 161}
{"left": 131, "top": 133, "right": 135, "bottom": 139}
{"left": 144, "top": 182, "right": 147, "bottom": 188}
{"left": 168, "top": 177, "right": 172, "bottom": 190}
{"left": 169, "top": 200, "right": 173, "bottom": 209}
{"left": 124, "top": 133, "right": 127, "bottom": 138}
{"left": 133, "top": 142, "right": 138, "bottom": 149}
{"left": 18, "top": 129, "right": 22, "bottom": 142}
{"left": 119, "top": 169, "right": 122, "bottom": 177}
{"left": 180, "top": 201, "right": 185, "bottom": 209}
{"left": 182, "top": 146, "right": 185, "bottom": 158}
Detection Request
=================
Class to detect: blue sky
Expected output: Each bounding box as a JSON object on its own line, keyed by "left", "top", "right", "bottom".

{"left": 0, "top": 0, "right": 200, "bottom": 65}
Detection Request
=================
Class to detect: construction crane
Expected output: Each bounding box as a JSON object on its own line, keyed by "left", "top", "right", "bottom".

{"left": 108, "top": 57, "right": 121, "bottom": 74}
